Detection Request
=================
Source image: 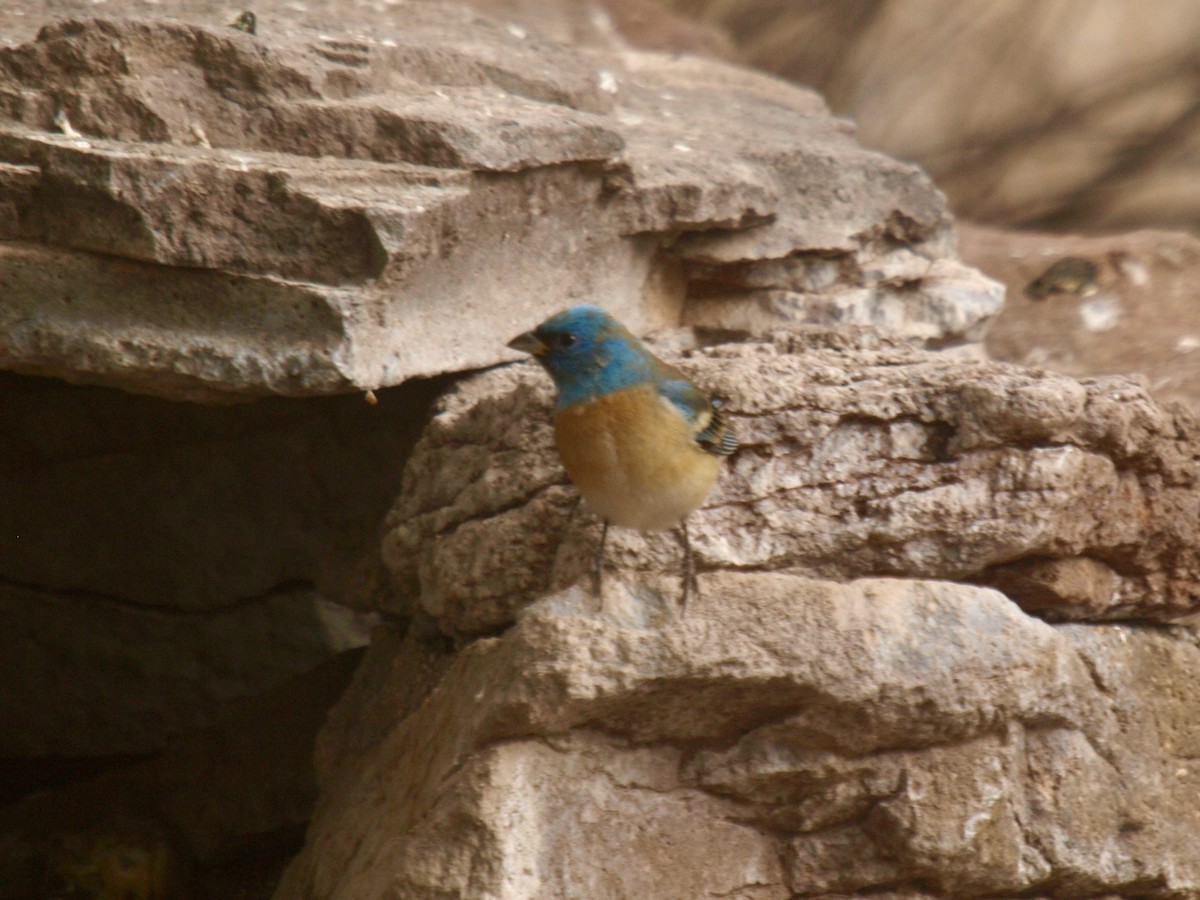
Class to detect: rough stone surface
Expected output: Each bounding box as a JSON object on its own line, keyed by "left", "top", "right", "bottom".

{"left": 961, "top": 224, "right": 1200, "bottom": 415}
{"left": 384, "top": 328, "right": 1200, "bottom": 634}
{"left": 0, "top": 3, "right": 997, "bottom": 400}
{"left": 683, "top": 248, "right": 1002, "bottom": 349}
{"left": 277, "top": 575, "right": 1200, "bottom": 898}
{"left": 1, "top": 4, "right": 1197, "bottom": 898}
{"left": 0, "top": 0, "right": 736, "bottom": 57}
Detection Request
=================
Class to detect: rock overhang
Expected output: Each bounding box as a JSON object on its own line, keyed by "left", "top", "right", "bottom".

{"left": 0, "top": 9, "right": 998, "bottom": 401}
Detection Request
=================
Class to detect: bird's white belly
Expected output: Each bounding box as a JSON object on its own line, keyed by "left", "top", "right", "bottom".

{"left": 554, "top": 386, "right": 721, "bottom": 531}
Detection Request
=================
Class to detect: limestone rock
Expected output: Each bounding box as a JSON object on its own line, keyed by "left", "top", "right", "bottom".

{"left": 2, "top": 5, "right": 1195, "bottom": 899}
{"left": 684, "top": 253, "right": 1003, "bottom": 349}
{"left": 961, "top": 224, "right": 1200, "bottom": 416}
{"left": 383, "top": 329, "right": 1200, "bottom": 634}
{"left": 0, "top": 0, "right": 736, "bottom": 59}
{"left": 277, "top": 575, "right": 1200, "bottom": 898}
{"left": 0, "top": 4, "right": 995, "bottom": 401}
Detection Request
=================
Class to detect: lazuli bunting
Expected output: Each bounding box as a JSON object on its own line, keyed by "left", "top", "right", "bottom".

{"left": 507, "top": 305, "right": 737, "bottom": 603}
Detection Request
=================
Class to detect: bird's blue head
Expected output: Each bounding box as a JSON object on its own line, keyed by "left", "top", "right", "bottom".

{"left": 507, "top": 305, "right": 655, "bottom": 408}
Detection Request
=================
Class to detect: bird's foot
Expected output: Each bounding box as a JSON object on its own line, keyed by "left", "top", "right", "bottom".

{"left": 679, "top": 519, "right": 698, "bottom": 611}
{"left": 680, "top": 568, "right": 699, "bottom": 609}
{"left": 592, "top": 520, "right": 609, "bottom": 609}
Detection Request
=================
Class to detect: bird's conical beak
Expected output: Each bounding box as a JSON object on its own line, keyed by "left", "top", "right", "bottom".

{"left": 507, "top": 330, "right": 547, "bottom": 356}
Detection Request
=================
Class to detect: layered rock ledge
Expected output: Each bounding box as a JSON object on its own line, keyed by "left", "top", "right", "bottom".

{"left": 0, "top": 7, "right": 998, "bottom": 401}
{"left": 279, "top": 575, "right": 1200, "bottom": 898}
{"left": 385, "top": 329, "right": 1200, "bottom": 634}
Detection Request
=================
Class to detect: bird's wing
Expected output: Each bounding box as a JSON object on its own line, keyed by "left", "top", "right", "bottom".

{"left": 656, "top": 378, "right": 738, "bottom": 457}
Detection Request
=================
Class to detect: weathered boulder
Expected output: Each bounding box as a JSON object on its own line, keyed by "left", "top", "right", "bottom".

{"left": 277, "top": 575, "right": 1200, "bottom": 898}
{"left": 384, "top": 328, "right": 1200, "bottom": 634}
{"left": 294, "top": 320, "right": 1200, "bottom": 894}
{"left": 2, "top": 4, "right": 1198, "bottom": 900}
{"left": 0, "top": 4, "right": 997, "bottom": 401}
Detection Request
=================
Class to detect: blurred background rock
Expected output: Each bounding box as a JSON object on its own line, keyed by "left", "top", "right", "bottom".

{"left": 667, "top": 0, "right": 1200, "bottom": 232}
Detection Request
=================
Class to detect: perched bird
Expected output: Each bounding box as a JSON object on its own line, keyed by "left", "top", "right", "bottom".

{"left": 229, "top": 10, "right": 257, "bottom": 34}
{"left": 1024, "top": 256, "right": 1100, "bottom": 301}
{"left": 507, "top": 305, "right": 736, "bottom": 604}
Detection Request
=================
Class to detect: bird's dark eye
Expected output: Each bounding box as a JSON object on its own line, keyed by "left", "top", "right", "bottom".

{"left": 555, "top": 333, "right": 577, "bottom": 349}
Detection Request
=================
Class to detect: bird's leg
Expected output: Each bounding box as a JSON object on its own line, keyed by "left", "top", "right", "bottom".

{"left": 550, "top": 492, "right": 586, "bottom": 593}
{"left": 593, "top": 519, "right": 609, "bottom": 599}
{"left": 680, "top": 519, "right": 698, "bottom": 608}
{"left": 562, "top": 491, "right": 584, "bottom": 533}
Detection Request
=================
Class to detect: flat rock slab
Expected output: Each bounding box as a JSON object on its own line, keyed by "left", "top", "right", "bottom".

{"left": 277, "top": 574, "right": 1200, "bottom": 898}
{"left": 384, "top": 328, "right": 1200, "bottom": 633}
{"left": 0, "top": 6, "right": 998, "bottom": 399}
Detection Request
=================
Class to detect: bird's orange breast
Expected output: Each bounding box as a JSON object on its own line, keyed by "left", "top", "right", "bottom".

{"left": 553, "top": 384, "right": 721, "bottom": 532}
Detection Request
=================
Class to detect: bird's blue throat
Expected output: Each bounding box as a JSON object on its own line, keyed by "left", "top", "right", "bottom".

{"left": 542, "top": 337, "right": 654, "bottom": 409}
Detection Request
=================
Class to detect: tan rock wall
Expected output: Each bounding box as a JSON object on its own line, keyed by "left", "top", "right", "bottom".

{"left": 385, "top": 330, "right": 1200, "bottom": 634}
{"left": 0, "top": 3, "right": 997, "bottom": 401}
{"left": 279, "top": 575, "right": 1200, "bottom": 898}
{"left": 669, "top": 0, "right": 1200, "bottom": 231}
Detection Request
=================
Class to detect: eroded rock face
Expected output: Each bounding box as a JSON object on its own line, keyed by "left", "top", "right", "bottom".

{"left": 0, "top": 4, "right": 998, "bottom": 400}
{"left": 384, "top": 329, "right": 1200, "bottom": 634}
{"left": 321, "top": 322, "right": 1200, "bottom": 895}
{"left": 277, "top": 575, "right": 1200, "bottom": 898}
{"left": 3, "top": 4, "right": 1197, "bottom": 898}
